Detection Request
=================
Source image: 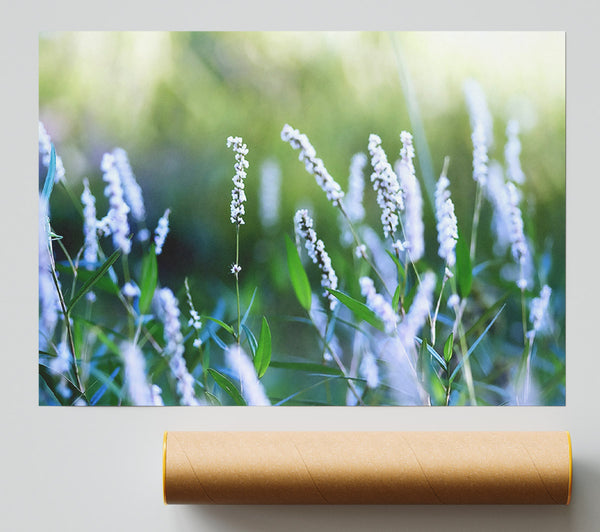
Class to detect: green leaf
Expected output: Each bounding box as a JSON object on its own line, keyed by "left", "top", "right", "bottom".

{"left": 254, "top": 317, "right": 272, "bottom": 379}
{"left": 416, "top": 337, "right": 447, "bottom": 370}
{"left": 455, "top": 233, "right": 472, "bottom": 299}
{"left": 450, "top": 304, "right": 506, "bottom": 383}
{"left": 207, "top": 368, "right": 246, "bottom": 405}
{"left": 204, "top": 390, "right": 221, "bottom": 406}
{"left": 139, "top": 245, "right": 158, "bottom": 314}
{"left": 41, "top": 144, "right": 56, "bottom": 202}
{"left": 203, "top": 316, "right": 235, "bottom": 335}
{"left": 39, "top": 373, "right": 65, "bottom": 406}
{"left": 67, "top": 248, "right": 122, "bottom": 316}
{"left": 39, "top": 364, "right": 67, "bottom": 406}
{"left": 285, "top": 234, "right": 312, "bottom": 311}
{"left": 269, "top": 360, "right": 343, "bottom": 376}
{"left": 39, "top": 362, "right": 82, "bottom": 404}
{"left": 56, "top": 264, "right": 120, "bottom": 295}
{"left": 241, "top": 324, "right": 258, "bottom": 356}
{"left": 444, "top": 333, "right": 454, "bottom": 363}
{"left": 328, "top": 289, "right": 384, "bottom": 332}
{"left": 392, "top": 284, "right": 402, "bottom": 312}
{"left": 385, "top": 250, "right": 405, "bottom": 281}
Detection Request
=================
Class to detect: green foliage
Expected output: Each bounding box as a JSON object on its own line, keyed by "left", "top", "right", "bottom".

{"left": 67, "top": 249, "right": 122, "bottom": 316}
{"left": 254, "top": 317, "right": 271, "bottom": 379}
{"left": 138, "top": 245, "right": 158, "bottom": 314}
{"left": 455, "top": 233, "right": 472, "bottom": 299}
{"left": 207, "top": 368, "right": 246, "bottom": 406}
{"left": 328, "top": 289, "right": 384, "bottom": 331}
{"left": 285, "top": 235, "right": 312, "bottom": 312}
{"left": 444, "top": 333, "right": 454, "bottom": 364}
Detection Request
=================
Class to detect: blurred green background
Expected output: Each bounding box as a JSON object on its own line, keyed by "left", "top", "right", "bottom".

{"left": 39, "top": 32, "right": 565, "bottom": 405}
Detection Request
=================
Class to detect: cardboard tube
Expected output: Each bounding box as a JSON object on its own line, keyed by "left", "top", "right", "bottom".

{"left": 163, "top": 431, "right": 572, "bottom": 505}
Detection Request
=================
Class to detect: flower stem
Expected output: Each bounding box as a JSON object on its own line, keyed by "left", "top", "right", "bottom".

{"left": 449, "top": 279, "right": 476, "bottom": 405}
{"left": 48, "top": 239, "right": 85, "bottom": 398}
{"left": 308, "top": 313, "right": 364, "bottom": 405}
{"left": 520, "top": 278, "right": 528, "bottom": 346}
{"left": 338, "top": 203, "right": 392, "bottom": 296}
{"left": 430, "top": 273, "right": 448, "bottom": 345}
{"left": 235, "top": 224, "right": 241, "bottom": 346}
{"left": 470, "top": 182, "right": 483, "bottom": 262}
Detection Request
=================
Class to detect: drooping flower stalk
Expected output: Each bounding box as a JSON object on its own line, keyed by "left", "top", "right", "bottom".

{"left": 528, "top": 285, "right": 552, "bottom": 340}
{"left": 505, "top": 120, "right": 525, "bottom": 185}
{"left": 486, "top": 162, "right": 513, "bottom": 255}
{"left": 359, "top": 276, "right": 398, "bottom": 334}
{"left": 225, "top": 345, "right": 270, "bottom": 406}
{"left": 39, "top": 198, "right": 60, "bottom": 350}
{"left": 121, "top": 341, "right": 154, "bottom": 406}
{"left": 464, "top": 80, "right": 492, "bottom": 262}
{"left": 434, "top": 159, "right": 458, "bottom": 268}
{"left": 98, "top": 152, "right": 131, "bottom": 255}
{"left": 259, "top": 159, "right": 281, "bottom": 230}
{"left": 367, "top": 134, "right": 404, "bottom": 241}
{"left": 80, "top": 178, "right": 99, "bottom": 269}
{"left": 281, "top": 124, "right": 344, "bottom": 206}
{"left": 506, "top": 181, "right": 529, "bottom": 291}
{"left": 150, "top": 384, "right": 164, "bottom": 406}
{"left": 153, "top": 208, "right": 170, "bottom": 255}
{"left": 396, "top": 131, "right": 424, "bottom": 261}
{"left": 430, "top": 159, "right": 458, "bottom": 344}
{"left": 294, "top": 209, "right": 338, "bottom": 311}
{"left": 112, "top": 147, "right": 146, "bottom": 223}
{"left": 156, "top": 287, "right": 199, "bottom": 406}
{"left": 346, "top": 152, "right": 368, "bottom": 222}
{"left": 397, "top": 271, "right": 436, "bottom": 350}
{"left": 360, "top": 350, "right": 380, "bottom": 390}
{"left": 471, "top": 122, "right": 489, "bottom": 187}
{"left": 382, "top": 273, "right": 436, "bottom": 406}
{"left": 522, "top": 285, "right": 552, "bottom": 405}
{"left": 464, "top": 79, "right": 493, "bottom": 148}
{"left": 339, "top": 152, "right": 368, "bottom": 246}
{"left": 281, "top": 126, "right": 387, "bottom": 292}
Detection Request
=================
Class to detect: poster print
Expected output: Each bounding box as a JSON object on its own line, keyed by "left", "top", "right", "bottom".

{"left": 38, "top": 32, "right": 565, "bottom": 406}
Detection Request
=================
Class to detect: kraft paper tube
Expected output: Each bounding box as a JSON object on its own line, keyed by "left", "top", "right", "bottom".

{"left": 163, "top": 431, "right": 572, "bottom": 505}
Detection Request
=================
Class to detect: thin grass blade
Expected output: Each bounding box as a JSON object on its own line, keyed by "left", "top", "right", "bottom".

{"left": 67, "top": 248, "right": 122, "bottom": 316}
{"left": 450, "top": 304, "right": 506, "bottom": 383}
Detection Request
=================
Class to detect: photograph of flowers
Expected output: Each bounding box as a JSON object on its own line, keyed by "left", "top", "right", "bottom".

{"left": 38, "top": 31, "right": 565, "bottom": 406}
